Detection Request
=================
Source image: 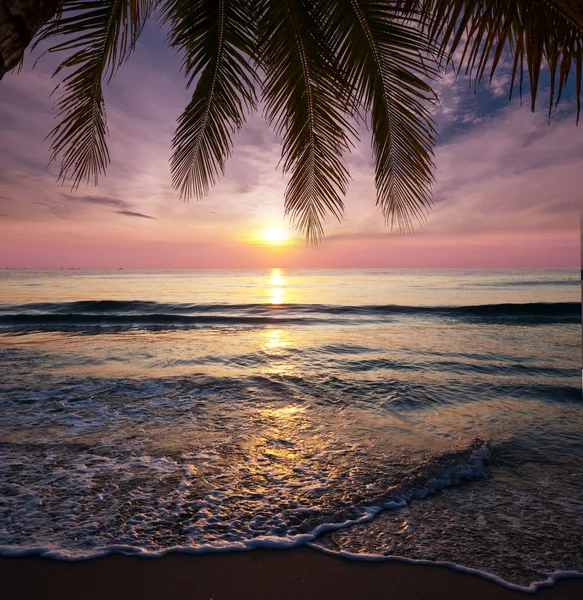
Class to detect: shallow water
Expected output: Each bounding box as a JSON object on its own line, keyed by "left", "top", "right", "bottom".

{"left": 0, "top": 268, "right": 581, "bottom": 588}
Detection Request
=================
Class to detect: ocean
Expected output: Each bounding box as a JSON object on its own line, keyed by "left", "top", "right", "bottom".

{"left": 0, "top": 268, "right": 581, "bottom": 590}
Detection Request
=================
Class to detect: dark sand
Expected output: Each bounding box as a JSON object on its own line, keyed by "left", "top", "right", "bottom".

{"left": 2, "top": 548, "right": 583, "bottom": 599}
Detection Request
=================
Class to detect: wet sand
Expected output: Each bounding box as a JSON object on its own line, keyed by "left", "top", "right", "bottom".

{"left": 2, "top": 547, "right": 583, "bottom": 599}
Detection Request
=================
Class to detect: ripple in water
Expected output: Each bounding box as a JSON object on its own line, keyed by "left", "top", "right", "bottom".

{"left": 0, "top": 268, "right": 581, "bottom": 589}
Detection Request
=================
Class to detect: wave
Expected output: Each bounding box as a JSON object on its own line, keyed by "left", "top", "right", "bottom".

{"left": 0, "top": 312, "right": 315, "bottom": 328}
{"left": 470, "top": 279, "right": 579, "bottom": 287}
{"left": 0, "top": 301, "right": 579, "bottom": 332}
{"left": 2, "top": 541, "right": 581, "bottom": 593}
{"left": 0, "top": 440, "right": 490, "bottom": 560}
{"left": 307, "top": 546, "right": 583, "bottom": 594}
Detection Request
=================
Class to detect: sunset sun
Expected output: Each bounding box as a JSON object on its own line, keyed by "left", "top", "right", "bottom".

{"left": 261, "top": 227, "right": 290, "bottom": 246}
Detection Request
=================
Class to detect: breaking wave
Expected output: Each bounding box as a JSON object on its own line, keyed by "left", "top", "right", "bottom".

{"left": 0, "top": 300, "right": 578, "bottom": 332}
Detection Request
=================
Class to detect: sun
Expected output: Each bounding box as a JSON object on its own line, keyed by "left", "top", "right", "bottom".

{"left": 247, "top": 226, "right": 294, "bottom": 247}
{"left": 261, "top": 227, "right": 290, "bottom": 246}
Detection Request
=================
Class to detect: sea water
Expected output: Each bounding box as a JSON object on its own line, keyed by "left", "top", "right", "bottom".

{"left": 0, "top": 268, "right": 581, "bottom": 589}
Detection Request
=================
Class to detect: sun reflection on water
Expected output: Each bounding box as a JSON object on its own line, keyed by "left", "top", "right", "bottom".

{"left": 262, "top": 329, "right": 292, "bottom": 351}
{"left": 267, "top": 268, "right": 286, "bottom": 305}
{"left": 269, "top": 288, "right": 286, "bottom": 304}
{"left": 270, "top": 268, "right": 284, "bottom": 286}
{"left": 261, "top": 325, "right": 295, "bottom": 376}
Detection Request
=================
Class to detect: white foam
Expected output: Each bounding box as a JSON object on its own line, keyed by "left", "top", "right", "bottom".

{"left": 306, "top": 544, "right": 583, "bottom": 594}
{"left": 0, "top": 506, "right": 385, "bottom": 561}
{"left": 0, "top": 414, "right": 491, "bottom": 566}
{"left": 1, "top": 536, "right": 581, "bottom": 595}
{"left": 1, "top": 368, "right": 581, "bottom": 590}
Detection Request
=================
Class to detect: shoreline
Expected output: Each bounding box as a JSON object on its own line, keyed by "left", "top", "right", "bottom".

{"left": 2, "top": 547, "right": 583, "bottom": 600}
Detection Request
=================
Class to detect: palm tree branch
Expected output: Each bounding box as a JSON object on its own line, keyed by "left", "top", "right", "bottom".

{"left": 35, "top": 0, "right": 154, "bottom": 187}
{"left": 164, "top": 0, "right": 258, "bottom": 199}
{"left": 260, "top": 0, "right": 355, "bottom": 243}
{"left": 328, "top": 0, "right": 438, "bottom": 230}
{"left": 407, "top": 0, "right": 583, "bottom": 122}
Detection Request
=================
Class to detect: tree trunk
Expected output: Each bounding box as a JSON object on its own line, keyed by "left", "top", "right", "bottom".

{"left": 0, "top": 0, "right": 62, "bottom": 79}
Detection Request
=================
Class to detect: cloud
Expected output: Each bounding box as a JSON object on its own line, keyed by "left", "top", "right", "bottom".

{"left": 425, "top": 102, "right": 582, "bottom": 235}
{"left": 76, "top": 195, "right": 132, "bottom": 210}
{"left": 322, "top": 98, "right": 582, "bottom": 245}
{"left": 116, "top": 210, "right": 156, "bottom": 220}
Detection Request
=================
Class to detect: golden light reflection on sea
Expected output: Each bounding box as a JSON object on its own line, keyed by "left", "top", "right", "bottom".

{"left": 267, "top": 268, "right": 286, "bottom": 305}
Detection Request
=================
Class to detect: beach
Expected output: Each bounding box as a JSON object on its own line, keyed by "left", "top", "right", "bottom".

{"left": 2, "top": 548, "right": 583, "bottom": 600}
{"left": 0, "top": 268, "right": 581, "bottom": 591}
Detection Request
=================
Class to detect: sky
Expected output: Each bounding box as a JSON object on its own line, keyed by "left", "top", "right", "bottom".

{"left": 0, "top": 22, "right": 581, "bottom": 270}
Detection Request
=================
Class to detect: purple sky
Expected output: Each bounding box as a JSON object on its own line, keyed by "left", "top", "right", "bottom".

{"left": 0, "top": 24, "right": 581, "bottom": 269}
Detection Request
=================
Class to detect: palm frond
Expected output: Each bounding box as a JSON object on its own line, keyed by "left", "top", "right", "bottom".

{"left": 0, "top": 0, "right": 63, "bottom": 78}
{"left": 259, "top": 0, "right": 356, "bottom": 243}
{"left": 35, "top": 0, "right": 155, "bottom": 186}
{"left": 408, "top": 0, "right": 583, "bottom": 122}
{"left": 163, "top": 0, "right": 258, "bottom": 200}
{"left": 22, "top": 0, "right": 583, "bottom": 241}
{"left": 327, "top": 1, "right": 438, "bottom": 230}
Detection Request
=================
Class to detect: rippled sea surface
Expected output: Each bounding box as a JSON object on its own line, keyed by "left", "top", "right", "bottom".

{"left": 0, "top": 268, "right": 581, "bottom": 589}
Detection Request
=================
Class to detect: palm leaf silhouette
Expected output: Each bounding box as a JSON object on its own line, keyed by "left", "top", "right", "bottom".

{"left": 15, "top": 0, "right": 583, "bottom": 238}
{"left": 34, "top": 0, "right": 155, "bottom": 187}
{"left": 410, "top": 0, "right": 583, "bottom": 121}
{"left": 165, "top": 0, "right": 259, "bottom": 199}
{"left": 259, "top": 0, "right": 356, "bottom": 242}
{"left": 327, "top": 1, "right": 438, "bottom": 230}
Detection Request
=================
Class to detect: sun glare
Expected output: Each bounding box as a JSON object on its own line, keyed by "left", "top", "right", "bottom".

{"left": 267, "top": 268, "right": 287, "bottom": 305}
{"left": 261, "top": 227, "right": 290, "bottom": 246}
